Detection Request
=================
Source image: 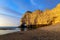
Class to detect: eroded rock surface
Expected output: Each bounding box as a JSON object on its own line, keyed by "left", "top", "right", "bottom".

{"left": 20, "top": 4, "right": 60, "bottom": 27}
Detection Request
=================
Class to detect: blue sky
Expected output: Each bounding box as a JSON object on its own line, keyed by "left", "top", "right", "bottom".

{"left": 0, "top": 0, "right": 60, "bottom": 26}
{"left": 0, "top": 0, "right": 60, "bottom": 17}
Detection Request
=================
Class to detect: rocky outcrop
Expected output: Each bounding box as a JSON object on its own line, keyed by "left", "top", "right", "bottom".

{"left": 20, "top": 11, "right": 32, "bottom": 26}
{"left": 20, "top": 4, "right": 60, "bottom": 27}
{"left": 51, "top": 4, "right": 60, "bottom": 24}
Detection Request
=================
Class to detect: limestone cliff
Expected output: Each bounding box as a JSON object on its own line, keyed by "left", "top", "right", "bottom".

{"left": 20, "top": 4, "right": 60, "bottom": 27}
{"left": 51, "top": 4, "right": 60, "bottom": 24}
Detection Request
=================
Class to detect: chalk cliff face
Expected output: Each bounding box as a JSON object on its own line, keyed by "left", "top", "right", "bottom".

{"left": 51, "top": 4, "right": 60, "bottom": 24}
{"left": 20, "top": 4, "right": 60, "bottom": 26}
{"left": 20, "top": 11, "right": 32, "bottom": 25}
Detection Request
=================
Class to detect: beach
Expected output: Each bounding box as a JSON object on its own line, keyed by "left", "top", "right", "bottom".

{"left": 0, "top": 23, "right": 60, "bottom": 40}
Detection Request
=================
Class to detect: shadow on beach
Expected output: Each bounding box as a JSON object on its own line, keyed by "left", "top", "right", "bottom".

{"left": 0, "top": 23, "right": 60, "bottom": 40}
{"left": 0, "top": 29, "right": 60, "bottom": 40}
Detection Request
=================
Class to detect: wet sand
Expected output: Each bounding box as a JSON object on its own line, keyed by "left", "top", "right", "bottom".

{"left": 0, "top": 23, "right": 60, "bottom": 40}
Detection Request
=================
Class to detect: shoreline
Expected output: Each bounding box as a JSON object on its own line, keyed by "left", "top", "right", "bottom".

{"left": 0, "top": 23, "right": 60, "bottom": 40}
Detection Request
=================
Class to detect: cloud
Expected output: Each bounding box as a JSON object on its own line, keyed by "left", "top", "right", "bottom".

{"left": 0, "top": 15, "right": 20, "bottom": 26}
{"left": 30, "top": 0, "right": 37, "bottom": 5}
{"left": 0, "top": 7, "right": 22, "bottom": 18}
{"left": 0, "top": 7, "right": 22, "bottom": 27}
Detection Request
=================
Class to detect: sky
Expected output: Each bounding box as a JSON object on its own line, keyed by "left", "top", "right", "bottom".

{"left": 0, "top": 0, "right": 60, "bottom": 26}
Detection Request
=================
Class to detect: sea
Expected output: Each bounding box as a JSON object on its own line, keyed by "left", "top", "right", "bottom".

{"left": 0, "top": 26, "right": 20, "bottom": 35}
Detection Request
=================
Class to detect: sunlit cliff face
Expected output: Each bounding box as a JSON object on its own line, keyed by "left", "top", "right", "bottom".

{"left": 20, "top": 4, "right": 60, "bottom": 26}
{"left": 51, "top": 4, "right": 60, "bottom": 24}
